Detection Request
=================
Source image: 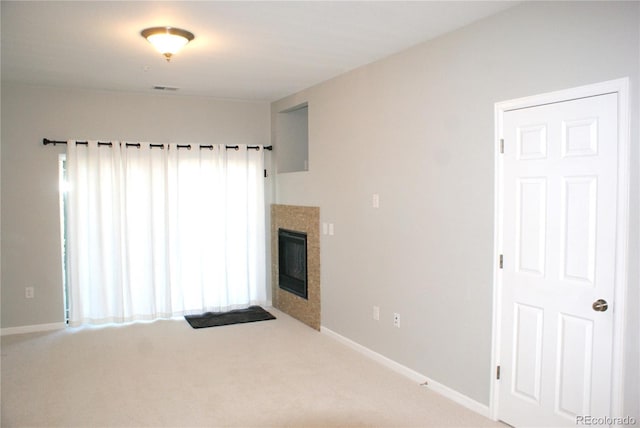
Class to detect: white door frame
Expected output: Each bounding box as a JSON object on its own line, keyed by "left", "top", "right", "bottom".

{"left": 490, "top": 78, "right": 630, "bottom": 422}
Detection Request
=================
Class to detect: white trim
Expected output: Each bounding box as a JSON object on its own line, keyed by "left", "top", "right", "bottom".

{"left": 321, "top": 326, "right": 490, "bottom": 419}
{"left": 490, "top": 99, "right": 506, "bottom": 421}
{"left": 493, "top": 79, "right": 626, "bottom": 112}
{"left": 425, "top": 375, "right": 491, "bottom": 418}
{"left": 491, "top": 77, "right": 630, "bottom": 421}
{"left": 610, "top": 78, "right": 630, "bottom": 421}
{"left": 1, "top": 322, "right": 66, "bottom": 336}
{"left": 321, "top": 326, "right": 426, "bottom": 383}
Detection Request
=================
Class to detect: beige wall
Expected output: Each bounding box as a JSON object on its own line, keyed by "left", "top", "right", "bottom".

{"left": 0, "top": 83, "right": 271, "bottom": 328}
{"left": 272, "top": 1, "right": 639, "bottom": 414}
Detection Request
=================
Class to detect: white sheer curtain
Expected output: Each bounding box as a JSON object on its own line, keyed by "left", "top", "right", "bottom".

{"left": 65, "top": 141, "right": 266, "bottom": 326}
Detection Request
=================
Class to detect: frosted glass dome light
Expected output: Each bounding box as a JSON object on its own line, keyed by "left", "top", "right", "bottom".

{"left": 141, "top": 27, "right": 194, "bottom": 62}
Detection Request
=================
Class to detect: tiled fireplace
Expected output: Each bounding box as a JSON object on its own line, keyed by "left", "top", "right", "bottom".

{"left": 271, "top": 204, "right": 320, "bottom": 330}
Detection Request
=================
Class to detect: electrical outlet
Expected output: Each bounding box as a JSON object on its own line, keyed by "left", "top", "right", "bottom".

{"left": 373, "top": 306, "right": 380, "bottom": 321}
{"left": 393, "top": 312, "right": 400, "bottom": 328}
{"left": 25, "top": 286, "right": 35, "bottom": 299}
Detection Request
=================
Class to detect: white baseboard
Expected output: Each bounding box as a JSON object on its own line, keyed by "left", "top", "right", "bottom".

{"left": 320, "top": 326, "right": 491, "bottom": 419}
{"left": 320, "top": 326, "right": 427, "bottom": 383}
{"left": 423, "top": 375, "right": 491, "bottom": 418}
{"left": 1, "top": 322, "right": 66, "bottom": 336}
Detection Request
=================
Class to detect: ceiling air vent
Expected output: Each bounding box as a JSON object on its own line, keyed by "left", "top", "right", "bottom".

{"left": 152, "top": 85, "right": 179, "bottom": 91}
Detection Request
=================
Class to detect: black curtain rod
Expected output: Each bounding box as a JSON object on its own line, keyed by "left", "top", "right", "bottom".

{"left": 42, "top": 138, "right": 272, "bottom": 151}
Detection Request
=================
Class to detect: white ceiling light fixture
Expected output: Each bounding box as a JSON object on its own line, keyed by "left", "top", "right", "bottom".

{"left": 141, "top": 26, "right": 194, "bottom": 62}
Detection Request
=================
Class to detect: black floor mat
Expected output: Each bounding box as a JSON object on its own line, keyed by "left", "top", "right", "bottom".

{"left": 185, "top": 306, "right": 276, "bottom": 329}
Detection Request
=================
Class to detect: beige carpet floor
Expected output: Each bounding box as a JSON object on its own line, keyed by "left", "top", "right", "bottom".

{"left": 1, "top": 308, "right": 502, "bottom": 427}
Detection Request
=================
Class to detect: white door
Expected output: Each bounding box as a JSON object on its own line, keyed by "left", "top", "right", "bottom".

{"left": 498, "top": 93, "right": 618, "bottom": 427}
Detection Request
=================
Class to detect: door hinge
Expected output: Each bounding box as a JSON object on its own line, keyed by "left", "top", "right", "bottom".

{"left": 264, "top": 169, "right": 268, "bottom": 178}
{"left": 496, "top": 365, "right": 501, "bottom": 380}
{"left": 499, "top": 254, "right": 503, "bottom": 269}
{"left": 499, "top": 139, "right": 504, "bottom": 154}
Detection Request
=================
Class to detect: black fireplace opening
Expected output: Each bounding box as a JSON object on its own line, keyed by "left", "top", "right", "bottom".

{"left": 278, "top": 228, "right": 308, "bottom": 299}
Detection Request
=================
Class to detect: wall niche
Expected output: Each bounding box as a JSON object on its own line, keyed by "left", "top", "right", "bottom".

{"left": 276, "top": 102, "right": 308, "bottom": 173}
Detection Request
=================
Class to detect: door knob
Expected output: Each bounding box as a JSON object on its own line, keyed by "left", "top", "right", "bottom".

{"left": 592, "top": 299, "right": 608, "bottom": 312}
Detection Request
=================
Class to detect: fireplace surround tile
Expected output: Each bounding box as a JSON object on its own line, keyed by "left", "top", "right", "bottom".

{"left": 271, "top": 204, "right": 320, "bottom": 330}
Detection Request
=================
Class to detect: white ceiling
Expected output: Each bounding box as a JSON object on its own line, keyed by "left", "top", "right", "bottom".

{"left": 1, "top": 1, "right": 518, "bottom": 101}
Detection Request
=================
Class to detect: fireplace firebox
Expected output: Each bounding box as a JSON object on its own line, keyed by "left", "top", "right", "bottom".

{"left": 278, "top": 228, "right": 308, "bottom": 299}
